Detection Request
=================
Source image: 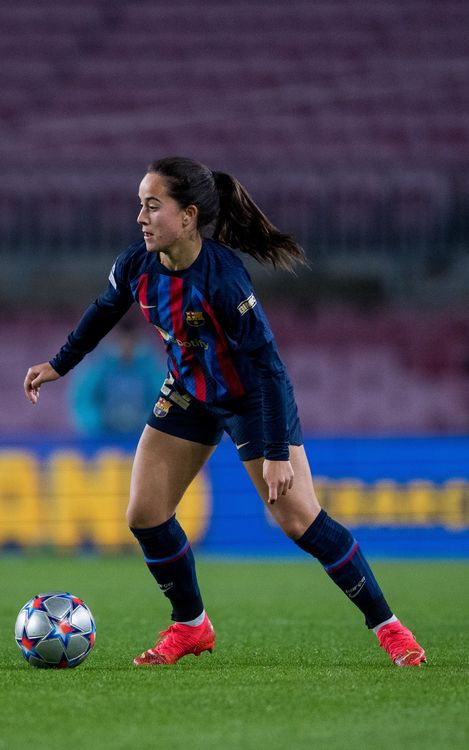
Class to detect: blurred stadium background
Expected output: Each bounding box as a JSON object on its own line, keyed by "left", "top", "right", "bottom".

{"left": 1, "top": 0, "right": 468, "bottom": 556}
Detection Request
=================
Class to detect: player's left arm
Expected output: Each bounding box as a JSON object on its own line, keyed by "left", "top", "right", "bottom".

{"left": 214, "top": 267, "right": 293, "bottom": 502}
{"left": 246, "top": 341, "right": 294, "bottom": 504}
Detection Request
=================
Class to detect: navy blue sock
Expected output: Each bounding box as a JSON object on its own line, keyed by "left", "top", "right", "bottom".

{"left": 296, "top": 510, "right": 392, "bottom": 628}
{"left": 130, "top": 515, "right": 204, "bottom": 622}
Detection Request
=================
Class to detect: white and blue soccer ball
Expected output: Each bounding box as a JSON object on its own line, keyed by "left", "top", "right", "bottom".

{"left": 15, "top": 592, "right": 96, "bottom": 669}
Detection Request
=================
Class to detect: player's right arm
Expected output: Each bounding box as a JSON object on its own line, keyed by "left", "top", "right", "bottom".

{"left": 24, "top": 362, "right": 61, "bottom": 404}
{"left": 23, "top": 250, "right": 134, "bottom": 404}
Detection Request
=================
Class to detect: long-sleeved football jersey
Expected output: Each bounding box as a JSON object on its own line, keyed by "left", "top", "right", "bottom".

{"left": 50, "top": 238, "right": 293, "bottom": 457}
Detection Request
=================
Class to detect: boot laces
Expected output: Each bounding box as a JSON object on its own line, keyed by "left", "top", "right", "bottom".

{"left": 379, "top": 624, "right": 416, "bottom": 659}
{"left": 154, "top": 622, "right": 196, "bottom": 654}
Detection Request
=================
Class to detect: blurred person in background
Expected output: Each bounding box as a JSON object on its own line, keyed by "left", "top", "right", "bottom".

{"left": 24, "top": 156, "right": 425, "bottom": 669}
{"left": 68, "top": 318, "right": 166, "bottom": 436}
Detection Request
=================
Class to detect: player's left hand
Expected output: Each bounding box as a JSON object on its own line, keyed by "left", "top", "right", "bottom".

{"left": 263, "top": 460, "right": 294, "bottom": 505}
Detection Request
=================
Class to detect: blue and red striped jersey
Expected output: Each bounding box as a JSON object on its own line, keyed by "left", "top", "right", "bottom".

{"left": 105, "top": 238, "right": 274, "bottom": 403}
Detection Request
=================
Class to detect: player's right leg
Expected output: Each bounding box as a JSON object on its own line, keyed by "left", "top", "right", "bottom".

{"left": 128, "top": 387, "right": 221, "bottom": 665}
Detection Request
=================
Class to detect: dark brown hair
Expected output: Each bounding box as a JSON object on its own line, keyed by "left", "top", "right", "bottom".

{"left": 147, "top": 156, "right": 305, "bottom": 270}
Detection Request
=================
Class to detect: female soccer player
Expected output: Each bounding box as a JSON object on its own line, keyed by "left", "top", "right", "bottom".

{"left": 24, "top": 157, "right": 425, "bottom": 667}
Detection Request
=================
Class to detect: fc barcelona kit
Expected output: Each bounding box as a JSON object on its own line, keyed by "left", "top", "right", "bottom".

{"left": 50, "top": 239, "right": 302, "bottom": 460}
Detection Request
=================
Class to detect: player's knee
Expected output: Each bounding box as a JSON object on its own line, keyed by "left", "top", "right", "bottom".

{"left": 126, "top": 505, "right": 141, "bottom": 528}
{"left": 126, "top": 503, "right": 152, "bottom": 529}
{"left": 126, "top": 494, "right": 176, "bottom": 528}
{"left": 276, "top": 507, "right": 322, "bottom": 540}
{"left": 283, "top": 521, "right": 311, "bottom": 539}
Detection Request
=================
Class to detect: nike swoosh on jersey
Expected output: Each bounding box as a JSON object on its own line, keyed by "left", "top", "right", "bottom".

{"left": 235, "top": 441, "right": 250, "bottom": 450}
{"left": 139, "top": 302, "right": 157, "bottom": 309}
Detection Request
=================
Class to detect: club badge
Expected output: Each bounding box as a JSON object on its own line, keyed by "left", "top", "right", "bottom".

{"left": 153, "top": 397, "right": 173, "bottom": 418}
{"left": 185, "top": 311, "right": 205, "bottom": 327}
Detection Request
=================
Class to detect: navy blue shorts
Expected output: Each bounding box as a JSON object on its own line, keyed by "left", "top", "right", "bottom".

{"left": 146, "top": 373, "right": 303, "bottom": 461}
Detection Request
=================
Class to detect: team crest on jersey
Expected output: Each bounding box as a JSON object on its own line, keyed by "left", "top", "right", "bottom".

{"left": 185, "top": 311, "right": 205, "bottom": 327}
{"left": 153, "top": 397, "right": 173, "bottom": 418}
{"left": 237, "top": 293, "right": 257, "bottom": 316}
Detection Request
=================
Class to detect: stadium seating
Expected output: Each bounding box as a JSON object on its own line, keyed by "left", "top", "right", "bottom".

{"left": 5, "top": 308, "right": 469, "bottom": 435}
{"left": 1, "top": 0, "right": 467, "bottom": 284}
{"left": 2, "top": 3, "right": 468, "bottom": 435}
{"left": 1, "top": 0, "right": 468, "bottom": 184}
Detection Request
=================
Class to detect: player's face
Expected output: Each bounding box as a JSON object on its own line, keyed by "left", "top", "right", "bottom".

{"left": 137, "top": 172, "right": 190, "bottom": 253}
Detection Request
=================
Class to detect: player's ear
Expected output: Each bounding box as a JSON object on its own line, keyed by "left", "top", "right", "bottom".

{"left": 183, "top": 204, "right": 198, "bottom": 227}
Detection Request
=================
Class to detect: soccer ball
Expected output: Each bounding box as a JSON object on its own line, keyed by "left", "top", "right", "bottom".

{"left": 15, "top": 592, "right": 96, "bottom": 669}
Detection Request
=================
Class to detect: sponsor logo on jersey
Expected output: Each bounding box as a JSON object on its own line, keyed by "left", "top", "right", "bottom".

{"left": 237, "top": 293, "right": 257, "bottom": 316}
{"left": 155, "top": 325, "right": 209, "bottom": 350}
{"left": 153, "top": 397, "right": 173, "bottom": 418}
{"left": 185, "top": 311, "right": 205, "bottom": 327}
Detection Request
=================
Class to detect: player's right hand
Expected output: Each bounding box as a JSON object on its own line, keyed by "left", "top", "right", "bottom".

{"left": 24, "top": 362, "right": 61, "bottom": 404}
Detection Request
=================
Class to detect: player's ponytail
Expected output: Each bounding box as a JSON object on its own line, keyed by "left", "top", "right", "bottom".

{"left": 147, "top": 156, "right": 305, "bottom": 270}
{"left": 212, "top": 171, "right": 305, "bottom": 270}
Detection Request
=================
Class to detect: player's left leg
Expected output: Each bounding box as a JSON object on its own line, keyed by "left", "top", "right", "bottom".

{"left": 243, "top": 445, "right": 426, "bottom": 666}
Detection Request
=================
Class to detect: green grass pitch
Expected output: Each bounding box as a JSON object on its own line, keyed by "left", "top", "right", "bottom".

{"left": 1, "top": 555, "right": 468, "bottom": 750}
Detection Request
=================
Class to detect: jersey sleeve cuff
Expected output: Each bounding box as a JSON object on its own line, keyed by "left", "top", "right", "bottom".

{"left": 264, "top": 444, "right": 290, "bottom": 460}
